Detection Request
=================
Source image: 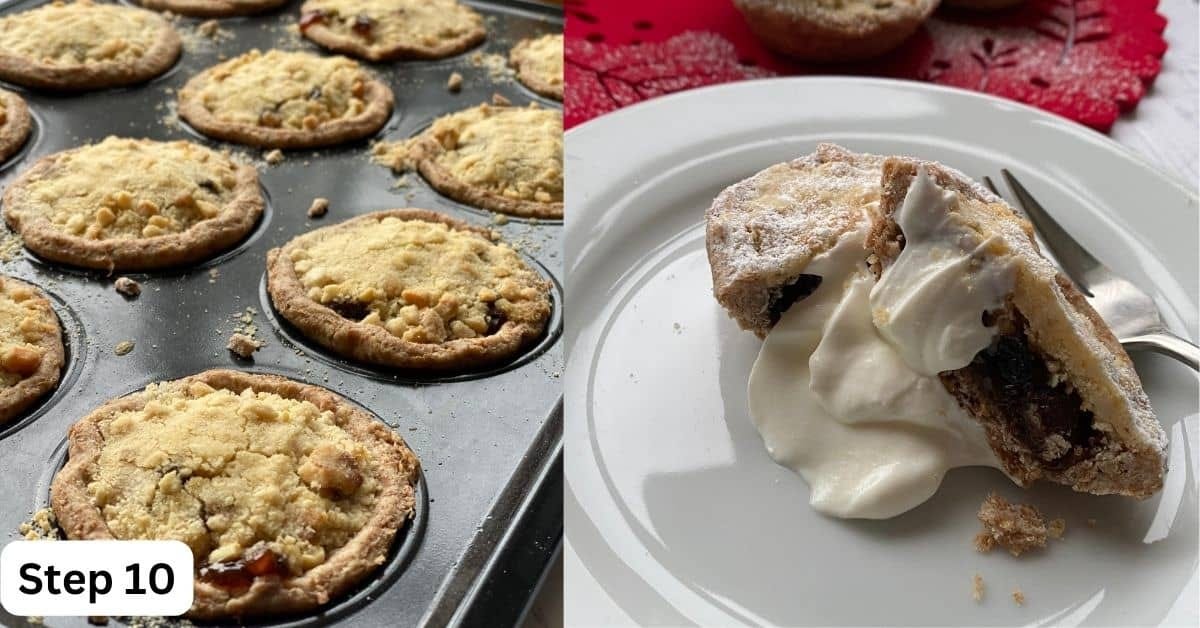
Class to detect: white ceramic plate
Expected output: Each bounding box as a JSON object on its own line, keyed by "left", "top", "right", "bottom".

{"left": 564, "top": 77, "right": 1199, "bottom": 627}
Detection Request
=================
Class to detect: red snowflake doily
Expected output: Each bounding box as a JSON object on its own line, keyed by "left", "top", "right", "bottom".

{"left": 563, "top": 0, "right": 1168, "bottom": 132}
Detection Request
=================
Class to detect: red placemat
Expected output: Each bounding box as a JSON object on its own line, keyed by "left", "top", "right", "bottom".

{"left": 563, "top": 0, "right": 1168, "bottom": 132}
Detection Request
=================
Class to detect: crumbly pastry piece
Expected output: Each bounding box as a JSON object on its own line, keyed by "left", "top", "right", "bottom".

{"left": 706, "top": 143, "right": 883, "bottom": 337}
{"left": 0, "top": 0, "right": 181, "bottom": 91}
{"left": 397, "top": 103, "right": 563, "bottom": 219}
{"left": 0, "top": 89, "right": 31, "bottom": 162}
{"left": 973, "top": 493, "right": 1048, "bottom": 556}
{"left": 871, "top": 158, "right": 1166, "bottom": 497}
{"left": 226, "top": 332, "right": 262, "bottom": 358}
{"left": 51, "top": 369, "right": 420, "bottom": 620}
{"left": 3, "top": 137, "right": 263, "bottom": 271}
{"left": 267, "top": 209, "right": 552, "bottom": 371}
{"left": 0, "top": 275, "right": 63, "bottom": 425}
{"left": 510, "top": 33, "right": 563, "bottom": 101}
{"left": 298, "top": 0, "right": 486, "bottom": 62}
{"left": 731, "top": 0, "right": 937, "bottom": 62}
{"left": 139, "top": 0, "right": 288, "bottom": 18}
{"left": 178, "top": 49, "right": 393, "bottom": 149}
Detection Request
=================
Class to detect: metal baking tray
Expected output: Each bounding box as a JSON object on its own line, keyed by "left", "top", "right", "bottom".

{"left": 0, "top": 0, "right": 563, "bottom": 626}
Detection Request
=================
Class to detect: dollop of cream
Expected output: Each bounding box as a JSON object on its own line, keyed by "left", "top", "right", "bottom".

{"left": 870, "top": 168, "right": 1015, "bottom": 375}
{"left": 747, "top": 168, "right": 1015, "bottom": 519}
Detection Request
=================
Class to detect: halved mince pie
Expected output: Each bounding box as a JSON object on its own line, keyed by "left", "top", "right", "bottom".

{"left": 266, "top": 209, "right": 552, "bottom": 371}
{"left": 869, "top": 157, "right": 1166, "bottom": 497}
{"left": 3, "top": 137, "right": 263, "bottom": 271}
{"left": 51, "top": 369, "right": 421, "bottom": 620}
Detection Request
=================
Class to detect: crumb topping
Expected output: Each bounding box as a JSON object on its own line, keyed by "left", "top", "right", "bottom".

{"left": 286, "top": 215, "right": 549, "bottom": 344}
{"left": 299, "top": 0, "right": 482, "bottom": 51}
{"left": 85, "top": 380, "right": 381, "bottom": 576}
{"left": 425, "top": 104, "right": 562, "bottom": 203}
{"left": 191, "top": 49, "right": 372, "bottom": 132}
{"left": 13, "top": 137, "right": 244, "bottom": 241}
{"left": 0, "top": 278, "right": 56, "bottom": 388}
{"left": 0, "top": 1, "right": 167, "bottom": 66}
{"left": 512, "top": 33, "right": 562, "bottom": 93}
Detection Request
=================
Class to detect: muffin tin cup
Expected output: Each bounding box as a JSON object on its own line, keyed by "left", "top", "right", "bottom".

{"left": 0, "top": 0, "right": 563, "bottom": 625}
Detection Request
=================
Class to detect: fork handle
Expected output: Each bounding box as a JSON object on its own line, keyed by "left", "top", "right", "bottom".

{"left": 1123, "top": 331, "right": 1200, "bottom": 371}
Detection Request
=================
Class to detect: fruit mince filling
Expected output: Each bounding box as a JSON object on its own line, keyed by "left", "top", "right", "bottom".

{"left": 959, "top": 312, "right": 1100, "bottom": 468}
{"left": 768, "top": 274, "right": 821, "bottom": 325}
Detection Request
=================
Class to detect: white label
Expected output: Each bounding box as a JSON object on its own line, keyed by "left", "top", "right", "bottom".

{"left": 0, "top": 541, "right": 193, "bottom": 617}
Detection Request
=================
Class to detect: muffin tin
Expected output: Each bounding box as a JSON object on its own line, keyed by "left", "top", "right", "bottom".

{"left": 0, "top": 0, "right": 563, "bottom": 626}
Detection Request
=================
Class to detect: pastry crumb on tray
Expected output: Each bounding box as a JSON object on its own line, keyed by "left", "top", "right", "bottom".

{"left": 971, "top": 573, "right": 984, "bottom": 602}
{"left": 227, "top": 332, "right": 263, "bottom": 358}
{"left": 114, "top": 276, "right": 141, "bottom": 297}
{"left": 307, "top": 197, "right": 329, "bottom": 218}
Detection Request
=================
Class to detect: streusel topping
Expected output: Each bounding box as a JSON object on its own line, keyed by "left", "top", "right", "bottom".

{"left": 0, "top": 1, "right": 167, "bottom": 66}
{"left": 87, "top": 379, "right": 381, "bottom": 575}
{"left": 426, "top": 104, "right": 562, "bottom": 203}
{"left": 300, "top": 0, "right": 483, "bottom": 51}
{"left": 189, "top": 49, "right": 372, "bottom": 131}
{"left": 287, "top": 215, "right": 549, "bottom": 344}
{"left": 0, "top": 278, "right": 57, "bottom": 388}
{"left": 512, "top": 34, "right": 563, "bottom": 93}
{"left": 11, "top": 137, "right": 244, "bottom": 240}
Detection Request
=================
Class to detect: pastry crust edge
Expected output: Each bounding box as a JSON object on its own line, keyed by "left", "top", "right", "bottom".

{"left": 0, "top": 89, "right": 32, "bottom": 163}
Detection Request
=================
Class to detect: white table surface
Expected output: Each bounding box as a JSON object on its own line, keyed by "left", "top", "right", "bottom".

{"left": 557, "top": 0, "right": 1199, "bottom": 625}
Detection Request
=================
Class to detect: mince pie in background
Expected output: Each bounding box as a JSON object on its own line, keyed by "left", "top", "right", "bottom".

{"left": 3, "top": 137, "right": 263, "bottom": 271}
{"left": 298, "top": 0, "right": 486, "bottom": 62}
{"left": 178, "top": 49, "right": 393, "bottom": 149}
{"left": 50, "top": 369, "right": 420, "bottom": 619}
{"left": 731, "top": 0, "right": 938, "bottom": 63}
{"left": 0, "top": 0, "right": 181, "bottom": 91}
{"left": 0, "top": 275, "right": 63, "bottom": 425}
{"left": 266, "top": 209, "right": 552, "bottom": 371}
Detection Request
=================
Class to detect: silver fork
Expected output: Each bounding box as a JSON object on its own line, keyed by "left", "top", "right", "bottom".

{"left": 982, "top": 170, "right": 1199, "bottom": 371}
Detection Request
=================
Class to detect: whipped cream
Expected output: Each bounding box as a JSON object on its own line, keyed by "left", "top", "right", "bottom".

{"left": 871, "top": 168, "right": 1016, "bottom": 376}
{"left": 748, "top": 168, "right": 1015, "bottom": 519}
